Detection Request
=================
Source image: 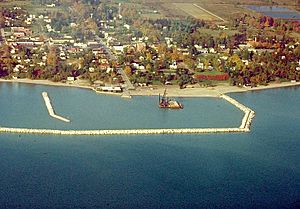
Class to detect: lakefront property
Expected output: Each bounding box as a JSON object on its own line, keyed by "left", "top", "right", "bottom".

{"left": 0, "top": 0, "right": 300, "bottom": 209}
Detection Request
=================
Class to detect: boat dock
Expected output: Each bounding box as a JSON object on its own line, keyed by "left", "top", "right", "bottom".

{"left": 42, "top": 92, "right": 70, "bottom": 123}
{"left": 0, "top": 94, "right": 254, "bottom": 136}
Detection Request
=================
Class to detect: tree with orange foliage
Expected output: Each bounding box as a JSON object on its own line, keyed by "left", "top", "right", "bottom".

{"left": 47, "top": 47, "right": 58, "bottom": 66}
{"left": 124, "top": 65, "right": 132, "bottom": 76}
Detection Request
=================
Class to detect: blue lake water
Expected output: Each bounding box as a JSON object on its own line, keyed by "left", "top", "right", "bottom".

{"left": 0, "top": 83, "right": 299, "bottom": 209}
{"left": 0, "top": 83, "right": 243, "bottom": 130}
{"left": 247, "top": 5, "right": 300, "bottom": 20}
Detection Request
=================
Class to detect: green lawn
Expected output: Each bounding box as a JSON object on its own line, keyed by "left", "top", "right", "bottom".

{"left": 197, "top": 28, "right": 239, "bottom": 38}
{"left": 142, "top": 13, "right": 166, "bottom": 20}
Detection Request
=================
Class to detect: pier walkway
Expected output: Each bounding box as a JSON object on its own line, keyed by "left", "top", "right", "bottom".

{"left": 0, "top": 94, "right": 254, "bottom": 136}
{"left": 42, "top": 92, "right": 70, "bottom": 123}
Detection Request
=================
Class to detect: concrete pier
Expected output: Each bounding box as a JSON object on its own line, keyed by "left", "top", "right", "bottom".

{"left": 42, "top": 92, "right": 70, "bottom": 123}
{"left": 0, "top": 94, "right": 255, "bottom": 136}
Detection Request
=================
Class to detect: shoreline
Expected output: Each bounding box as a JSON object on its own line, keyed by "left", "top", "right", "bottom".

{"left": 0, "top": 78, "right": 94, "bottom": 91}
{"left": 130, "top": 82, "right": 300, "bottom": 97}
{"left": 1, "top": 78, "right": 300, "bottom": 97}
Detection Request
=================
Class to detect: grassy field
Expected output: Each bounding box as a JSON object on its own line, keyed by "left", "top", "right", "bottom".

{"left": 146, "top": 1, "right": 249, "bottom": 21}
{"left": 171, "top": 2, "right": 255, "bottom": 22}
{"left": 129, "top": 0, "right": 296, "bottom": 5}
{"left": 140, "top": 3, "right": 167, "bottom": 19}
{"left": 197, "top": 28, "right": 239, "bottom": 37}
{"left": 0, "top": 0, "right": 65, "bottom": 15}
{"left": 142, "top": 13, "right": 166, "bottom": 19}
{"left": 198, "top": 3, "right": 253, "bottom": 20}
{"left": 128, "top": 0, "right": 299, "bottom": 19}
{"left": 0, "top": 0, "right": 31, "bottom": 7}
{"left": 173, "top": 3, "right": 218, "bottom": 21}
{"left": 160, "top": 3, "right": 188, "bottom": 19}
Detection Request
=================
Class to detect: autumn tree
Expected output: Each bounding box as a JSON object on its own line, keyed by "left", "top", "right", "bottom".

{"left": 124, "top": 65, "right": 132, "bottom": 76}
{"left": 47, "top": 47, "right": 58, "bottom": 66}
{"left": 146, "top": 64, "right": 152, "bottom": 72}
{"left": 83, "top": 18, "right": 98, "bottom": 35}
{"left": 228, "top": 54, "right": 243, "bottom": 71}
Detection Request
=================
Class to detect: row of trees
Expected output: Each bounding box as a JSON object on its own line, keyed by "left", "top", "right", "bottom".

{"left": 229, "top": 46, "right": 300, "bottom": 86}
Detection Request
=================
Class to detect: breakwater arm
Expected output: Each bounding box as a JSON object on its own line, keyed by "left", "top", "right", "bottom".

{"left": 42, "top": 92, "right": 70, "bottom": 123}
{"left": 220, "top": 95, "right": 255, "bottom": 131}
{"left": 0, "top": 127, "right": 247, "bottom": 135}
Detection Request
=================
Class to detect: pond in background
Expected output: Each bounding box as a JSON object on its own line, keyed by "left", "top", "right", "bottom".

{"left": 247, "top": 5, "right": 300, "bottom": 20}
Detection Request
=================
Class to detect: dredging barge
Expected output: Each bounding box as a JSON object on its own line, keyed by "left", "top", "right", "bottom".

{"left": 159, "top": 89, "right": 183, "bottom": 109}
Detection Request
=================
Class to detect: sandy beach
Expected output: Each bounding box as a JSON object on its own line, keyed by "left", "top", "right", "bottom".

{"left": 130, "top": 82, "right": 300, "bottom": 97}
{"left": 0, "top": 78, "right": 94, "bottom": 90}
{"left": 1, "top": 78, "right": 300, "bottom": 97}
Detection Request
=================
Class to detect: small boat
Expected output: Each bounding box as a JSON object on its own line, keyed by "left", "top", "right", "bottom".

{"left": 159, "top": 89, "right": 183, "bottom": 109}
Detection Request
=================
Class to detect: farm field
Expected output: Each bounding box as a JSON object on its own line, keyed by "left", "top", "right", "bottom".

{"left": 198, "top": 3, "right": 253, "bottom": 20}
{"left": 173, "top": 3, "right": 219, "bottom": 21}
{"left": 171, "top": 2, "right": 253, "bottom": 21}
{"left": 128, "top": 0, "right": 299, "bottom": 15}
{"left": 159, "top": 3, "right": 188, "bottom": 19}
{"left": 129, "top": 0, "right": 296, "bottom": 5}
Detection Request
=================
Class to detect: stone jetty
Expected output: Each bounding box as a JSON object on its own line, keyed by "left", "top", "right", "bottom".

{"left": 0, "top": 127, "right": 248, "bottom": 136}
{"left": 42, "top": 92, "right": 70, "bottom": 123}
{"left": 0, "top": 94, "right": 255, "bottom": 136}
{"left": 220, "top": 94, "right": 255, "bottom": 131}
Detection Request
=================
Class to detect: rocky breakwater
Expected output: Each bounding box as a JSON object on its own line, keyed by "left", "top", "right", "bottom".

{"left": 220, "top": 94, "right": 255, "bottom": 131}
{"left": 0, "top": 127, "right": 247, "bottom": 135}
{"left": 42, "top": 92, "right": 70, "bottom": 123}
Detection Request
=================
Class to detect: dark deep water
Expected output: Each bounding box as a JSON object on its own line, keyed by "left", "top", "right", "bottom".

{"left": 0, "top": 83, "right": 299, "bottom": 209}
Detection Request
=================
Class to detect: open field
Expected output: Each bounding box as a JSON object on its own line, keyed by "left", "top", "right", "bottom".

{"left": 129, "top": 0, "right": 296, "bottom": 5}
{"left": 0, "top": 0, "right": 31, "bottom": 7}
{"left": 173, "top": 3, "right": 219, "bottom": 21}
{"left": 162, "top": 2, "right": 252, "bottom": 21}
{"left": 198, "top": 3, "right": 253, "bottom": 20}
{"left": 0, "top": 0, "right": 65, "bottom": 15}
{"left": 121, "top": 2, "right": 167, "bottom": 19}
{"left": 128, "top": 0, "right": 299, "bottom": 18}
{"left": 197, "top": 28, "right": 238, "bottom": 37}
{"left": 142, "top": 13, "right": 166, "bottom": 19}
{"left": 159, "top": 3, "right": 188, "bottom": 19}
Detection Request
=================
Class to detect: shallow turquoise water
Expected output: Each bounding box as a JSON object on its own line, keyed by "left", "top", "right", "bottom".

{"left": 0, "top": 83, "right": 299, "bottom": 209}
